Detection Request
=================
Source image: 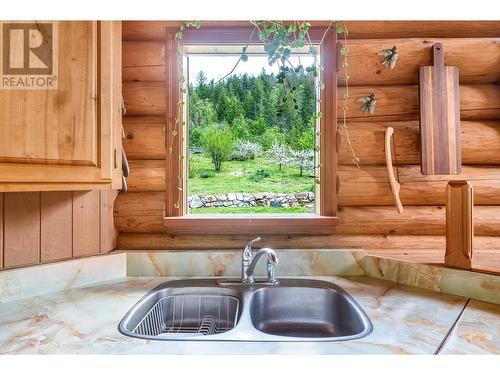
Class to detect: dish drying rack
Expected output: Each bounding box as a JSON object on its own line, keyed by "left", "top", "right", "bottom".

{"left": 132, "top": 294, "right": 240, "bottom": 337}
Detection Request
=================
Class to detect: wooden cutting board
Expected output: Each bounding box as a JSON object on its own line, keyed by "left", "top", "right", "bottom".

{"left": 419, "top": 43, "right": 461, "bottom": 175}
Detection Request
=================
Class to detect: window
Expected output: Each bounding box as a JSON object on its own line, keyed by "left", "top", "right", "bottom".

{"left": 187, "top": 51, "right": 317, "bottom": 215}
{"left": 164, "top": 26, "right": 339, "bottom": 235}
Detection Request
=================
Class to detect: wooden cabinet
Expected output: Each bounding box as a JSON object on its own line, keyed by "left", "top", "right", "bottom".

{"left": 0, "top": 21, "right": 122, "bottom": 191}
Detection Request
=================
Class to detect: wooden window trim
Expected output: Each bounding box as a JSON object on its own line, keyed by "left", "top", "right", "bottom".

{"left": 164, "top": 25, "right": 339, "bottom": 235}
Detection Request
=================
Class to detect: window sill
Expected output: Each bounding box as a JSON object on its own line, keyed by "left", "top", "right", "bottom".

{"left": 163, "top": 214, "right": 340, "bottom": 235}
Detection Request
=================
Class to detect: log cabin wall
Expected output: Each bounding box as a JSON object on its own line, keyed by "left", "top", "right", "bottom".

{"left": 117, "top": 21, "right": 500, "bottom": 258}
{"left": 0, "top": 190, "right": 117, "bottom": 270}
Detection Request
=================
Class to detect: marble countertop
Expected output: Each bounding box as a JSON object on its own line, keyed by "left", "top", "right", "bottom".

{"left": 2, "top": 275, "right": 497, "bottom": 354}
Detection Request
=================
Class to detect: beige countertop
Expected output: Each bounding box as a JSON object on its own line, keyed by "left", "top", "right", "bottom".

{"left": 1, "top": 275, "right": 498, "bottom": 354}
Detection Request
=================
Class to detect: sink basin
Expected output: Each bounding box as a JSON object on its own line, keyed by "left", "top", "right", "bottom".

{"left": 119, "top": 280, "right": 242, "bottom": 339}
{"left": 118, "top": 278, "right": 372, "bottom": 342}
{"left": 250, "top": 286, "right": 369, "bottom": 338}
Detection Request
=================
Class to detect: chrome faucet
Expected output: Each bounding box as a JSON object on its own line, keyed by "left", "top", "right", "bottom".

{"left": 241, "top": 237, "right": 279, "bottom": 284}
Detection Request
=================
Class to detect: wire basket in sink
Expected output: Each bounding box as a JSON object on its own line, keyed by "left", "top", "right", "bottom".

{"left": 132, "top": 294, "right": 240, "bottom": 337}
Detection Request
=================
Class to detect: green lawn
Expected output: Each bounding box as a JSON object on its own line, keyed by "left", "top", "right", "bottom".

{"left": 188, "top": 154, "right": 315, "bottom": 196}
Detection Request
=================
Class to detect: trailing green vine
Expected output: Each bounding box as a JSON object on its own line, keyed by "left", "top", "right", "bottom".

{"left": 337, "top": 23, "right": 360, "bottom": 167}
{"left": 171, "top": 20, "right": 359, "bottom": 209}
{"left": 172, "top": 21, "right": 200, "bottom": 210}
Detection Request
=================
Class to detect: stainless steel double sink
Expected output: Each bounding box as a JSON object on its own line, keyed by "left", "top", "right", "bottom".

{"left": 118, "top": 278, "right": 373, "bottom": 342}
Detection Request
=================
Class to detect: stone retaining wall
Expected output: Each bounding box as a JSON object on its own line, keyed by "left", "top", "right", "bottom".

{"left": 188, "top": 192, "right": 315, "bottom": 209}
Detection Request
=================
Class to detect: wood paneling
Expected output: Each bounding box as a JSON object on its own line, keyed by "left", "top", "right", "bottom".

{"left": 72, "top": 191, "right": 101, "bottom": 257}
{"left": 0, "top": 193, "right": 3, "bottom": 268}
{"left": 339, "top": 84, "right": 500, "bottom": 122}
{"left": 114, "top": 192, "right": 165, "bottom": 233}
{"left": 164, "top": 28, "right": 184, "bottom": 217}
{"left": 319, "top": 29, "right": 338, "bottom": 216}
{"left": 344, "top": 21, "right": 500, "bottom": 39}
{"left": 121, "top": 84, "right": 500, "bottom": 122}
{"left": 127, "top": 160, "right": 165, "bottom": 192}
{"left": 123, "top": 118, "right": 166, "bottom": 159}
{"left": 338, "top": 165, "right": 500, "bottom": 206}
{"left": 338, "top": 121, "right": 500, "bottom": 166}
{"left": 337, "top": 205, "right": 500, "bottom": 236}
{"left": 117, "top": 232, "right": 500, "bottom": 251}
{"left": 100, "top": 190, "right": 118, "bottom": 253}
{"left": 340, "top": 38, "right": 500, "bottom": 86}
{"left": 124, "top": 119, "right": 500, "bottom": 166}
{"left": 122, "top": 41, "right": 165, "bottom": 82}
{"left": 0, "top": 190, "right": 118, "bottom": 270}
{"left": 445, "top": 181, "right": 474, "bottom": 269}
{"left": 3, "top": 193, "right": 40, "bottom": 268}
{"left": 122, "top": 21, "right": 500, "bottom": 41}
{"left": 123, "top": 82, "right": 166, "bottom": 115}
{"left": 117, "top": 21, "right": 500, "bottom": 268}
{"left": 40, "top": 192, "right": 72, "bottom": 262}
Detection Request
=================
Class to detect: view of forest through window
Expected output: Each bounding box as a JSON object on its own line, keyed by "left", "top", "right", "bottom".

{"left": 187, "top": 54, "right": 318, "bottom": 214}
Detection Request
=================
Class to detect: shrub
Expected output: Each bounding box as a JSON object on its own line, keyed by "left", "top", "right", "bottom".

{"left": 231, "top": 140, "right": 261, "bottom": 161}
{"left": 200, "top": 124, "right": 236, "bottom": 172}
{"left": 289, "top": 149, "right": 314, "bottom": 176}
{"left": 260, "top": 127, "right": 286, "bottom": 150}
{"left": 199, "top": 171, "right": 215, "bottom": 179}
{"left": 266, "top": 141, "right": 291, "bottom": 172}
{"left": 248, "top": 169, "right": 271, "bottom": 182}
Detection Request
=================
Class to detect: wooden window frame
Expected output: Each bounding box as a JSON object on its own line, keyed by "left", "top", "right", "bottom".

{"left": 164, "top": 25, "right": 339, "bottom": 235}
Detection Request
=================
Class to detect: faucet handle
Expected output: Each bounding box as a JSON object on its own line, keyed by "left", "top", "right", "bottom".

{"left": 243, "top": 237, "right": 261, "bottom": 259}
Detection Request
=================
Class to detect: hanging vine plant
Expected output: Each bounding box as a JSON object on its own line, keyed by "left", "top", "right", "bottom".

{"left": 171, "top": 20, "right": 359, "bottom": 208}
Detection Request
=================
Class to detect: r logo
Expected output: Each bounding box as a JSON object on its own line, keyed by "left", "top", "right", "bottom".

{"left": 0, "top": 21, "right": 58, "bottom": 89}
{"left": 3, "top": 23, "right": 53, "bottom": 75}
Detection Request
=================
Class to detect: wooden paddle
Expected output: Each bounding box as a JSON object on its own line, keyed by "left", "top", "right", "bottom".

{"left": 419, "top": 43, "right": 461, "bottom": 175}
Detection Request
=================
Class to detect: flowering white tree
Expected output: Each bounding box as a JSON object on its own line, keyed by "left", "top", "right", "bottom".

{"left": 231, "top": 140, "right": 261, "bottom": 161}
{"left": 266, "top": 142, "right": 291, "bottom": 172}
{"left": 290, "top": 149, "right": 314, "bottom": 176}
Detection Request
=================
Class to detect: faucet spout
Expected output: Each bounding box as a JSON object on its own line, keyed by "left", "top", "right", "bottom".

{"left": 244, "top": 247, "right": 279, "bottom": 284}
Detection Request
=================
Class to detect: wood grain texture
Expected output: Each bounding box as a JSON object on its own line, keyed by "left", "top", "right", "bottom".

{"left": 123, "top": 119, "right": 500, "bottom": 166}
{"left": 125, "top": 83, "right": 500, "bottom": 121}
{"left": 115, "top": 186, "right": 500, "bottom": 235}
{"left": 122, "top": 118, "right": 165, "bottom": 159}
{"left": 337, "top": 205, "right": 500, "bottom": 236}
{"left": 419, "top": 43, "right": 461, "bottom": 175}
{"left": 3, "top": 192, "right": 40, "bottom": 268}
{"left": 122, "top": 41, "right": 165, "bottom": 82}
{"left": 122, "top": 21, "right": 500, "bottom": 41}
{"left": 445, "top": 181, "right": 474, "bottom": 269}
{"left": 114, "top": 192, "right": 165, "bottom": 233}
{"left": 164, "top": 28, "right": 183, "bottom": 217}
{"left": 319, "top": 29, "right": 338, "bottom": 216}
{"left": 0, "top": 21, "right": 122, "bottom": 192}
{"left": 337, "top": 165, "right": 500, "bottom": 206}
{"left": 339, "top": 38, "right": 500, "bottom": 86}
{"left": 72, "top": 191, "right": 100, "bottom": 257}
{"left": 0, "top": 193, "right": 3, "bottom": 268}
{"left": 116, "top": 232, "right": 500, "bottom": 251}
{"left": 127, "top": 160, "right": 165, "bottom": 192}
{"left": 40, "top": 192, "right": 72, "bottom": 262}
{"left": 123, "top": 82, "right": 166, "bottom": 115}
{"left": 0, "top": 22, "right": 97, "bottom": 165}
{"left": 343, "top": 21, "right": 500, "bottom": 39}
{"left": 165, "top": 215, "right": 339, "bottom": 235}
{"left": 339, "top": 84, "right": 500, "bottom": 122}
{"left": 100, "top": 190, "right": 118, "bottom": 253}
{"left": 118, "top": 21, "right": 500, "bottom": 268}
{"left": 338, "top": 121, "right": 500, "bottom": 166}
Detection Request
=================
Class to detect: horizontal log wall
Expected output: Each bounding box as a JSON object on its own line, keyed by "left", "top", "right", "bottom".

{"left": 118, "top": 22, "right": 500, "bottom": 263}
